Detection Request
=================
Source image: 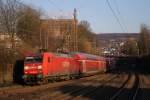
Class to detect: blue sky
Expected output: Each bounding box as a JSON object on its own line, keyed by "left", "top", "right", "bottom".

{"left": 22, "top": 0, "right": 150, "bottom": 33}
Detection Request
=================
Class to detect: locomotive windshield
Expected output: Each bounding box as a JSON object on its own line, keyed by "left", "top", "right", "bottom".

{"left": 25, "top": 56, "right": 43, "bottom": 63}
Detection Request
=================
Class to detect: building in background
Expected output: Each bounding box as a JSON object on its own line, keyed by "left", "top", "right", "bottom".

{"left": 41, "top": 18, "right": 78, "bottom": 52}
{"left": 40, "top": 8, "right": 78, "bottom": 52}
{"left": 41, "top": 19, "right": 77, "bottom": 38}
{"left": 97, "top": 33, "right": 139, "bottom": 56}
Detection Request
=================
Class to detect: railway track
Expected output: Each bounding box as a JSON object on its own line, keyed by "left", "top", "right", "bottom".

{"left": 137, "top": 74, "right": 150, "bottom": 100}
{"left": 0, "top": 84, "right": 28, "bottom": 94}
{"left": 34, "top": 73, "right": 114, "bottom": 100}
{"left": 132, "top": 75, "right": 141, "bottom": 100}
{"left": 45, "top": 74, "right": 119, "bottom": 100}
{"left": 76, "top": 73, "right": 130, "bottom": 100}
{"left": 0, "top": 73, "right": 113, "bottom": 99}
{"left": 109, "top": 74, "right": 141, "bottom": 100}
{"left": 1, "top": 73, "right": 147, "bottom": 100}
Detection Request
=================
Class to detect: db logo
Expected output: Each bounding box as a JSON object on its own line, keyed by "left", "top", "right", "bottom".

{"left": 62, "top": 61, "right": 70, "bottom": 67}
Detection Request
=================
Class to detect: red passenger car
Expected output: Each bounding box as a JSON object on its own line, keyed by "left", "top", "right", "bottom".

{"left": 71, "top": 53, "right": 106, "bottom": 75}
{"left": 23, "top": 52, "right": 106, "bottom": 84}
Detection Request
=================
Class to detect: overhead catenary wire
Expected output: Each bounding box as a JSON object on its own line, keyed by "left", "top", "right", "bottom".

{"left": 114, "top": 0, "right": 120, "bottom": 15}
{"left": 113, "top": 0, "right": 128, "bottom": 32}
{"left": 47, "top": 0, "right": 63, "bottom": 12}
{"left": 47, "top": 0, "right": 78, "bottom": 52}
{"left": 106, "top": 0, "right": 125, "bottom": 33}
{"left": 47, "top": 0, "right": 72, "bottom": 19}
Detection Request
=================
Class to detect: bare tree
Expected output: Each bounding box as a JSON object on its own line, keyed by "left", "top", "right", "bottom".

{"left": 0, "top": 0, "right": 23, "bottom": 49}
{"left": 16, "top": 6, "right": 41, "bottom": 49}
{"left": 121, "top": 38, "right": 139, "bottom": 56}
{"left": 138, "top": 24, "right": 150, "bottom": 56}
{"left": 77, "top": 20, "right": 97, "bottom": 54}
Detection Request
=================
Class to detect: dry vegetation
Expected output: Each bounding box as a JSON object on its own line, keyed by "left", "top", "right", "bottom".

{"left": 0, "top": 0, "right": 98, "bottom": 84}
{"left": 0, "top": 0, "right": 149, "bottom": 84}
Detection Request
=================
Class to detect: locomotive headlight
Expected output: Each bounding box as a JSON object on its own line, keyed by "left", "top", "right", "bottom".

{"left": 38, "top": 65, "right": 42, "bottom": 69}
{"left": 24, "top": 66, "right": 29, "bottom": 70}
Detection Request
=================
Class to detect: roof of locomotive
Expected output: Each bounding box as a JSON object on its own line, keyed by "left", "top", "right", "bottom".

{"left": 24, "top": 52, "right": 105, "bottom": 60}
{"left": 24, "top": 52, "right": 42, "bottom": 57}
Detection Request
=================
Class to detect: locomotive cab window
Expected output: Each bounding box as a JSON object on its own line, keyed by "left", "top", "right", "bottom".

{"left": 25, "top": 56, "right": 43, "bottom": 63}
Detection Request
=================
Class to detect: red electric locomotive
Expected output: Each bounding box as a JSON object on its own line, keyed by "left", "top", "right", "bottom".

{"left": 23, "top": 52, "right": 106, "bottom": 84}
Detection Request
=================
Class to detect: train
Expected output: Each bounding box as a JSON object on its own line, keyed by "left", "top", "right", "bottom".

{"left": 23, "top": 52, "right": 115, "bottom": 84}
